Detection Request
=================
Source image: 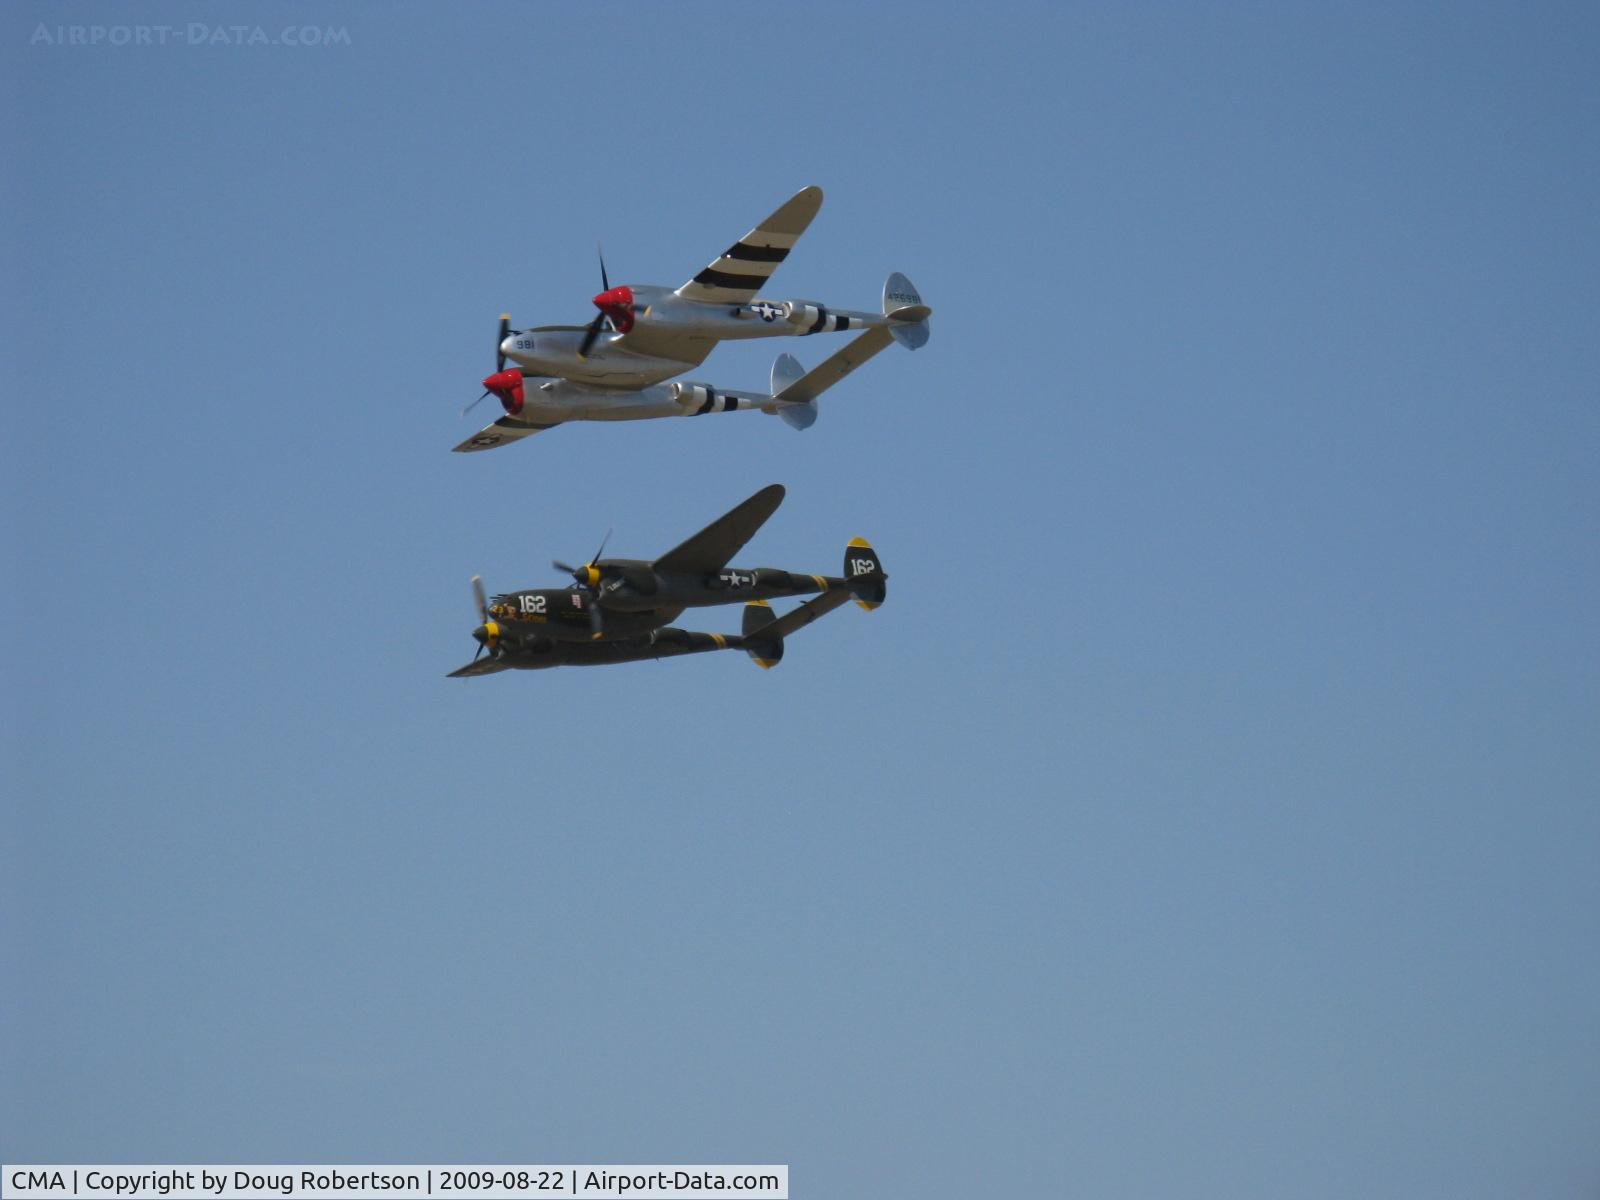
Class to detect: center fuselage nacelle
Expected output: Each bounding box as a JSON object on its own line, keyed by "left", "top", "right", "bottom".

{"left": 487, "top": 586, "right": 662, "bottom": 644}
{"left": 501, "top": 286, "right": 880, "bottom": 389}
{"left": 484, "top": 563, "right": 851, "bottom": 645}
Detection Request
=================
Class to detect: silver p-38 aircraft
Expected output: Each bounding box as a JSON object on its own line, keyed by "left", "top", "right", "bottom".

{"left": 455, "top": 185, "right": 930, "bottom": 452}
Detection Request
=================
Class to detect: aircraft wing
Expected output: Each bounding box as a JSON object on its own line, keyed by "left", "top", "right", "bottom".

{"left": 447, "top": 657, "right": 512, "bottom": 678}
{"left": 652, "top": 483, "right": 786, "bottom": 575}
{"left": 674, "top": 186, "right": 823, "bottom": 305}
{"left": 611, "top": 328, "right": 717, "bottom": 368}
{"left": 452, "top": 415, "right": 557, "bottom": 453}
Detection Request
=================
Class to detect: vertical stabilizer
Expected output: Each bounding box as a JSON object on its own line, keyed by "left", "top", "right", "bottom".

{"left": 769, "top": 352, "right": 819, "bottom": 430}
{"left": 883, "top": 272, "right": 931, "bottom": 350}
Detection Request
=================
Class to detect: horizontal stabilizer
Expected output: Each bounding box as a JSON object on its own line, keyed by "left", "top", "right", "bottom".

{"left": 768, "top": 588, "right": 853, "bottom": 638}
{"left": 767, "top": 325, "right": 894, "bottom": 409}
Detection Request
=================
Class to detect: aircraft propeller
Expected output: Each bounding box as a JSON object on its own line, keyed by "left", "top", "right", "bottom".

{"left": 579, "top": 247, "right": 636, "bottom": 358}
{"left": 465, "top": 314, "right": 517, "bottom": 415}
{"left": 469, "top": 574, "right": 500, "bottom": 661}
{"left": 553, "top": 528, "right": 612, "bottom": 638}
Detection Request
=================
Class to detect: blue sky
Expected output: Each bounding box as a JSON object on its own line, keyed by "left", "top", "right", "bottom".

{"left": 3, "top": 3, "right": 1598, "bottom": 1196}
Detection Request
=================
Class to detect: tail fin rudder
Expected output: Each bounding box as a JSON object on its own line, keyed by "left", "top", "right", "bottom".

{"left": 844, "top": 537, "right": 887, "bottom": 609}
{"left": 739, "top": 586, "right": 864, "bottom": 668}
{"left": 771, "top": 353, "right": 804, "bottom": 393}
{"left": 768, "top": 353, "right": 818, "bottom": 430}
{"left": 779, "top": 402, "right": 818, "bottom": 430}
{"left": 742, "top": 600, "right": 783, "bottom": 668}
{"left": 883, "top": 272, "right": 930, "bottom": 350}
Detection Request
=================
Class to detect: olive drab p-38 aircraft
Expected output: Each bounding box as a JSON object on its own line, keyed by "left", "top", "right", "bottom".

{"left": 454, "top": 185, "right": 931, "bottom": 452}
{"left": 448, "top": 484, "right": 887, "bottom": 675}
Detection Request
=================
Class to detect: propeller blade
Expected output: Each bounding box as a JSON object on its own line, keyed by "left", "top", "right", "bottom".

{"left": 577, "top": 310, "right": 607, "bottom": 358}
{"left": 560, "top": 528, "right": 613, "bottom": 589}
{"left": 463, "top": 389, "right": 492, "bottom": 416}
{"left": 472, "top": 643, "right": 485, "bottom": 662}
{"left": 598, "top": 244, "right": 610, "bottom": 293}
{"left": 496, "top": 314, "right": 511, "bottom": 373}
{"left": 472, "top": 575, "right": 489, "bottom": 622}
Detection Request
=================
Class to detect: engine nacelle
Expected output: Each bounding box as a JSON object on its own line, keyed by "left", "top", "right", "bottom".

{"left": 616, "top": 564, "right": 658, "bottom": 595}
{"left": 670, "top": 380, "right": 713, "bottom": 410}
{"left": 782, "top": 300, "right": 854, "bottom": 335}
{"left": 783, "top": 301, "right": 822, "bottom": 328}
{"left": 670, "top": 381, "right": 748, "bottom": 415}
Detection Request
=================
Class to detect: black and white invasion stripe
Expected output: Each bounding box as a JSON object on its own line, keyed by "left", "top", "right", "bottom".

{"left": 675, "top": 383, "right": 756, "bottom": 416}
{"left": 678, "top": 232, "right": 799, "bottom": 303}
{"left": 785, "top": 302, "right": 855, "bottom": 335}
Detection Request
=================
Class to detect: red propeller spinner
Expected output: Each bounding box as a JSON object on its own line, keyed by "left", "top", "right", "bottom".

{"left": 463, "top": 314, "right": 526, "bottom": 418}
{"left": 481, "top": 368, "right": 524, "bottom": 415}
{"left": 592, "top": 285, "right": 636, "bottom": 333}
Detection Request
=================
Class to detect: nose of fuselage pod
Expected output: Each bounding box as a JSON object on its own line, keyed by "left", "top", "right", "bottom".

{"left": 500, "top": 333, "right": 523, "bottom": 362}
